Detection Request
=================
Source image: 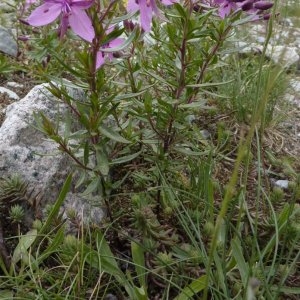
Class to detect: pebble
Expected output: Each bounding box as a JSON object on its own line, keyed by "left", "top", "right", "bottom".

{"left": 200, "top": 129, "right": 211, "bottom": 139}
{"left": 0, "top": 86, "right": 20, "bottom": 100}
{"left": 6, "top": 81, "right": 24, "bottom": 89}
{"left": 274, "top": 180, "right": 289, "bottom": 189}
{"left": 290, "top": 79, "right": 300, "bottom": 93}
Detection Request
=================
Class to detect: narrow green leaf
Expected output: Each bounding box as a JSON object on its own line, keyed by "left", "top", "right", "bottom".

{"left": 231, "top": 238, "right": 249, "bottom": 287}
{"left": 12, "top": 229, "right": 37, "bottom": 265}
{"left": 174, "top": 147, "right": 207, "bottom": 156}
{"left": 38, "top": 226, "right": 65, "bottom": 263}
{"left": 186, "top": 79, "right": 234, "bottom": 88}
{"left": 178, "top": 101, "right": 206, "bottom": 109}
{"left": 143, "top": 70, "right": 176, "bottom": 87}
{"left": 0, "top": 290, "right": 14, "bottom": 299}
{"left": 174, "top": 275, "right": 207, "bottom": 300}
{"left": 82, "top": 177, "right": 101, "bottom": 196}
{"left": 112, "top": 151, "right": 141, "bottom": 165}
{"left": 271, "top": 286, "right": 300, "bottom": 294}
{"left": 131, "top": 241, "right": 147, "bottom": 290}
{"left": 75, "top": 171, "right": 87, "bottom": 189}
{"left": 38, "top": 174, "right": 72, "bottom": 237}
{"left": 99, "top": 124, "right": 131, "bottom": 144}
{"left": 110, "top": 10, "right": 137, "bottom": 24}
{"left": 95, "top": 148, "right": 110, "bottom": 176}
{"left": 114, "top": 89, "right": 146, "bottom": 101}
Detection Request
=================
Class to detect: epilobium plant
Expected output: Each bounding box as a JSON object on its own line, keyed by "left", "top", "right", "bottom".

{"left": 21, "top": 0, "right": 274, "bottom": 218}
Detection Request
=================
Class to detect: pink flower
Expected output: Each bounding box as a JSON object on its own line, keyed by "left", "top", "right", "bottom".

{"left": 127, "top": 0, "right": 178, "bottom": 32}
{"left": 96, "top": 35, "right": 124, "bottom": 69}
{"left": 214, "top": 0, "right": 238, "bottom": 18}
{"left": 25, "top": 0, "right": 95, "bottom": 42}
{"left": 213, "top": 0, "right": 273, "bottom": 19}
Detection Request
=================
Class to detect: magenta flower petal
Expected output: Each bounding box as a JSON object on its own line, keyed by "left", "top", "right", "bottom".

{"left": 26, "top": 2, "right": 61, "bottom": 26}
{"left": 108, "top": 38, "right": 125, "bottom": 48}
{"left": 25, "top": 0, "right": 95, "bottom": 41}
{"left": 69, "top": 8, "right": 95, "bottom": 42}
{"left": 127, "top": 0, "right": 139, "bottom": 12}
{"left": 58, "top": 14, "right": 69, "bottom": 39}
{"left": 96, "top": 51, "right": 105, "bottom": 69}
{"left": 70, "top": 0, "right": 94, "bottom": 9}
{"left": 161, "top": 0, "right": 178, "bottom": 5}
{"left": 127, "top": 0, "right": 178, "bottom": 32}
{"left": 139, "top": 0, "right": 152, "bottom": 32}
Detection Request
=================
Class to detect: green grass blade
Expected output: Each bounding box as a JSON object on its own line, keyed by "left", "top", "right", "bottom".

{"left": 174, "top": 275, "right": 207, "bottom": 300}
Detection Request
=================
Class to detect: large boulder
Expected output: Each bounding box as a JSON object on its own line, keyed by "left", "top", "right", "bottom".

{"left": 0, "top": 83, "right": 104, "bottom": 227}
{"left": 0, "top": 84, "right": 74, "bottom": 200}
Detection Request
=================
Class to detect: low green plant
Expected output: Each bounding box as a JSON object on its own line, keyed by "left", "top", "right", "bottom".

{"left": 1, "top": 0, "right": 299, "bottom": 299}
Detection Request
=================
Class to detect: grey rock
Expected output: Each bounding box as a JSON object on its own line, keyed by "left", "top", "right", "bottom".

{"left": 0, "top": 83, "right": 71, "bottom": 202}
{"left": 266, "top": 45, "right": 299, "bottom": 68}
{"left": 0, "top": 86, "right": 19, "bottom": 100}
{"left": 274, "top": 180, "right": 289, "bottom": 189}
{"left": 234, "top": 41, "right": 263, "bottom": 55}
{"left": 0, "top": 83, "right": 105, "bottom": 227}
{"left": 0, "top": 26, "right": 17, "bottom": 57}
{"left": 279, "top": 18, "right": 294, "bottom": 27}
{"left": 284, "top": 78, "right": 300, "bottom": 107}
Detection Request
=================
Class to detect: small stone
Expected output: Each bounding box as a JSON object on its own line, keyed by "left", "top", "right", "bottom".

{"left": 104, "top": 294, "right": 118, "bottom": 300}
{"left": 279, "top": 18, "right": 294, "bottom": 27}
{"left": 256, "top": 36, "right": 265, "bottom": 43}
{"left": 274, "top": 180, "right": 289, "bottom": 189}
{"left": 6, "top": 82, "right": 24, "bottom": 89}
{"left": 200, "top": 129, "right": 211, "bottom": 139}
{"left": 290, "top": 79, "right": 300, "bottom": 93}
{"left": 0, "top": 86, "right": 20, "bottom": 100}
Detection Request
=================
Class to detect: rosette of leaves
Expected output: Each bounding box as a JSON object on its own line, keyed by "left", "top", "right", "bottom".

{"left": 0, "top": 175, "right": 41, "bottom": 227}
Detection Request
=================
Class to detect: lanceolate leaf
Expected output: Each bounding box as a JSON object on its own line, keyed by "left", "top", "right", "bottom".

{"left": 112, "top": 151, "right": 142, "bottom": 165}
{"left": 12, "top": 229, "right": 37, "bottom": 265}
{"left": 99, "top": 124, "right": 131, "bottom": 144}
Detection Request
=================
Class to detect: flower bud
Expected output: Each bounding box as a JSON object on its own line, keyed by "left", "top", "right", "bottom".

{"left": 241, "top": 0, "right": 253, "bottom": 11}
{"left": 123, "top": 19, "right": 135, "bottom": 32}
{"left": 254, "top": 1, "right": 273, "bottom": 10}
{"left": 18, "top": 35, "right": 30, "bottom": 42}
{"left": 263, "top": 13, "right": 271, "bottom": 20}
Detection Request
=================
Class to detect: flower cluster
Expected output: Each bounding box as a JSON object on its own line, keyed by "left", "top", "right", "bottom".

{"left": 24, "top": 0, "right": 95, "bottom": 42}
{"left": 127, "top": 0, "right": 179, "bottom": 32}
{"left": 23, "top": 0, "right": 273, "bottom": 68}
{"left": 24, "top": 0, "right": 180, "bottom": 68}
{"left": 213, "top": 0, "right": 273, "bottom": 18}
